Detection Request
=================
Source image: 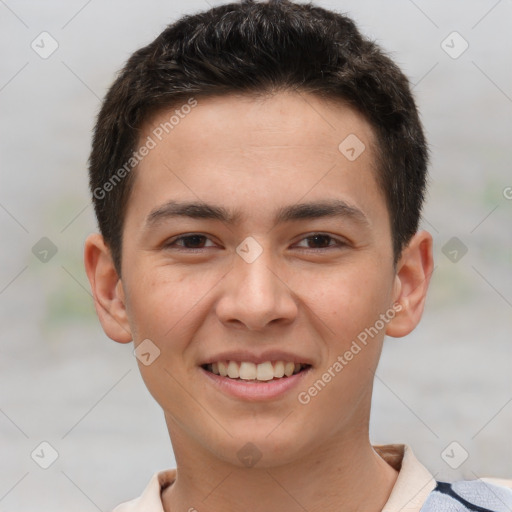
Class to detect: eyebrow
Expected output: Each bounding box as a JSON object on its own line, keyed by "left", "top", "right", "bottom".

{"left": 144, "top": 199, "right": 370, "bottom": 230}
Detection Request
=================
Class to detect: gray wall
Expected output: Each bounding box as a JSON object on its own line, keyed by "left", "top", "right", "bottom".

{"left": 1, "top": 1, "right": 511, "bottom": 510}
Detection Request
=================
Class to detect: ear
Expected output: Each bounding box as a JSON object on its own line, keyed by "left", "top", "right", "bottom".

{"left": 84, "top": 233, "right": 132, "bottom": 344}
{"left": 386, "top": 230, "right": 434, "bottom": 338}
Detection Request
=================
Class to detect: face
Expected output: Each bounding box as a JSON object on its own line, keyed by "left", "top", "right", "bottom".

{"left": 86, "top": 91, "right": 432, "bottom": 468}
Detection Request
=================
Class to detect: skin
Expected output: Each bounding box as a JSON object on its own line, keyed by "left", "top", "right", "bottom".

{"left": 84, "top": 91, "right": 433, "bottom": 511}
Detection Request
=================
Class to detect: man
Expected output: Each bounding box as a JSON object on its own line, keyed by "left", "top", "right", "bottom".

{"left": 84, "top": 1, "right": 512, "bottom": 510}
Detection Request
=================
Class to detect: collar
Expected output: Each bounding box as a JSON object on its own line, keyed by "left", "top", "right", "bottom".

{"left": 375, "top": 444, "right": 437, "bottom": 512}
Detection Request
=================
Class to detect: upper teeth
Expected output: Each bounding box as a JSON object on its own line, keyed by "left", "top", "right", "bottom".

{"left": 207, "top": 361, "right": 305, "bottom": 381}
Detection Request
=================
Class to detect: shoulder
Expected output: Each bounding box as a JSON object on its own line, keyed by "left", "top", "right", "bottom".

{"left": 421, "top": 479, "right": 512, "bottom": 512}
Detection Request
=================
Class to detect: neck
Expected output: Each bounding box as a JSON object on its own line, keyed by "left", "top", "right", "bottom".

{"left": 162, "top": 430, "right": 398, "bottom": 512}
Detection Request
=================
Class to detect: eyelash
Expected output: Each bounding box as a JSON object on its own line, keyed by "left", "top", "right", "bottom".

{"left": 163, "top": 233, "right": 348, "bottom": 253}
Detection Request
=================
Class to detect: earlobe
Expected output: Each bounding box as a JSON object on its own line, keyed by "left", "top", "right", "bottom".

{"left": 84, "top": 233, "right": 132, "bottom": 344}
{"left": 385, "top": 230, "right": 434, "bottom": 338}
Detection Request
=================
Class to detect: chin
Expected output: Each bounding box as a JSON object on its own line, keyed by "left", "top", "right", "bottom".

{"left": 207, "top": 428, "right": 316, "bottom": 469}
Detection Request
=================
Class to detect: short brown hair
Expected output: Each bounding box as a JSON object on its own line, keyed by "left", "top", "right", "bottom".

{"left": 88, "top": 0, "right": 428, "bottom": 276}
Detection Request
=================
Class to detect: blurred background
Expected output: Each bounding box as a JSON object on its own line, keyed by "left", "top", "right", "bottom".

{"left": 1, "top": 0, "right": 511, "bottom": 510}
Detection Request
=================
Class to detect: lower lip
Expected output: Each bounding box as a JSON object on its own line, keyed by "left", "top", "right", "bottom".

{"left": 200, "top": 366, "right": 312, "bottom": 401}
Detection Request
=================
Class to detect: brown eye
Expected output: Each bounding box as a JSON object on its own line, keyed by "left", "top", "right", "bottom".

{"left": 178, "top": 235, "right": 207, "bottom": 248}
{"left": 305, "top": 234, "right": 333, "bottom": 248}
{"left": 164, "top": 234, "right": 215, "bottom": 250}
{"left": 295, "top": 234, "right": 344, "bottom": 250}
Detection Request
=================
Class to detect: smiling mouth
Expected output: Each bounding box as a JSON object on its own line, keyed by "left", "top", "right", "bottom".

{"left": 202, "top": 361, "right": 312, "bottom": 382}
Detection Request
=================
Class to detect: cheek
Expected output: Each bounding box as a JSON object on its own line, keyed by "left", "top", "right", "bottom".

{"left": 294, "top": 270, "right": 391, "bottom": 420}
{"left": 125, "top": 269, "right": 204, "bottom": 410}
{"left": 126, "top": 266, "right": 209, "bottom": 342}
{"left": 301, "top": 264, "right": 393, "bottom": 340}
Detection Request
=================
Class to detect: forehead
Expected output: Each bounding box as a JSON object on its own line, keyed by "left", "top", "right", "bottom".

{"left": 128, "top": 92, "right": 385, "bottom": 229}
{"left": 141, "top": 92, "right": 376, "bottom": 164}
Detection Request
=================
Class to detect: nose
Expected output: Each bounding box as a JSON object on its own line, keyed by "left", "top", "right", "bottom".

{"left": 215, "top": 249, "right": 298, "bottom": 331}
